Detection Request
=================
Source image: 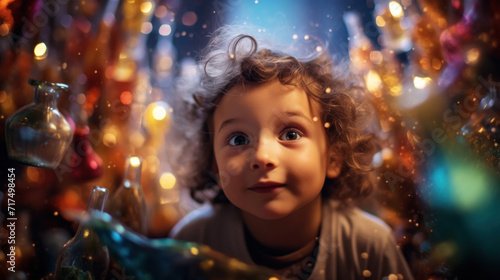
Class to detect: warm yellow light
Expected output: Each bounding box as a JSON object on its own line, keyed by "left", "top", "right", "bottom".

{"left": 389, "top": 84, "right": 402, "bottom": 96}
{"left": 140, "top": 1, "right": 153, "bottom": 14}
{"left": 465, "top": 48, "right": 480, "bottom": 64}
{"left": 129, "top": 156, "right": 141, "bottom": 167}
{"left": 160, "top": 172, "right": 176, "bottom": 189}
{"left": 413, "top": 76, "right": 432, "bottom": 89}
{"left": 375, "top": 15, "right": 386, "bottom": 27}
{"left": 190, "top": 247, "right": 199, "bottom": 255}
{"left": 103, "top": 133, "right": 117, "bottom": 147}
{"left": 389, "top": 1, "right": 404, "bottom": 19}
{"left": 152, "top": 106, "right": 167, "bottom": 120}
{"left": 382, "top": 147, "right": 394, "bottom": 160}
{"left": 34, "top": 43, "right": 48, "bottom": 59}
{"left": 365, "top": 70, "right": 382, "bottom": 92}
{"left": 113, "top": 62, "right": 136, "bottom": 82}
{"left": 144, "top": 101, "right": 171, "bottom": 133}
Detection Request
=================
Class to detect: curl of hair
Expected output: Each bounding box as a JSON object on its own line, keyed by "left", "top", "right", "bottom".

{"left": 173, "top": 26, "right": 378, "bottom": 205}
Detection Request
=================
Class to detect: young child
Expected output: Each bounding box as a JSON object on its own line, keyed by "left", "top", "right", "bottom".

{"left": 169, "top": 27, "right": 414, "bottom": 280}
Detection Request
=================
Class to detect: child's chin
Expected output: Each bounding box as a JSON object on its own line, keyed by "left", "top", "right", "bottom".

{"left": 246, "top": 208, "right": 292, "bottom": 220}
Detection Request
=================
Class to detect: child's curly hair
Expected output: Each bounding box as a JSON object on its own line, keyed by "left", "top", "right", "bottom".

{"left": 173, "top": 26, "right": 377, "bottom": 205}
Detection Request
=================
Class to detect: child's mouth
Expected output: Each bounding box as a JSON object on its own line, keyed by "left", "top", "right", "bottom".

{"left": 249, "top": 182, "right": 285, "bottom": 193}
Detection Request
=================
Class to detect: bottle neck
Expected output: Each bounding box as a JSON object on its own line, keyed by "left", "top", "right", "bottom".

{"left": 33, "top": 85, "right": 59, "bottom": 108}
{"left": 123, "top": 157, "right": 142, "bottom": 190}
{"left": 343, "top": 11, "right": 372, "bottom": 49}
{"left": 86, "top": 186, "right": 109, "bottom": 212}
{"left": 75, "top": 186, "right": 109, "bottom": 237}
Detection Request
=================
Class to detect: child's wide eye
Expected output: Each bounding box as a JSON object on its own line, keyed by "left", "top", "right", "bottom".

{"left": 279, "top": 130, "right": 302, "bottom": 141}
{"left": 228, "top": 134, "right": 250, "bottom": 146}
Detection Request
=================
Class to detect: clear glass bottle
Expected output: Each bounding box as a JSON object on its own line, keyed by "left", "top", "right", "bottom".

{"left": 343, "top": 11, "right": 375, "bottom": 73}
{"left": 106, "top": 155, "right": 147, "bottom": 235}
{"left": 4, "top": 78, "right": 73, "bottom": 169}
{"left": 54, "top": 186, "right": 110, "bottom": 280}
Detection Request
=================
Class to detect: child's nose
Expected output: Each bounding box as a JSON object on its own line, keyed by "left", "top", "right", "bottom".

{"left": 249, "top": 137, "right": 279, "bottom": 171}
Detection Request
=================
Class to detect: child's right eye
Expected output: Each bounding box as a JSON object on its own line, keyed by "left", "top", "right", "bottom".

{"left": 228, "top": 134, "right": 250, "bottom": 146}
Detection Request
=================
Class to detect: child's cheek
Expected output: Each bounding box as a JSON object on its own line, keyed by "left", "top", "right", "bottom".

{"left": 217, "top": 171, "right": 231, "bottom": 189}
{"left": 224, "top": 159, "right": 243, "bottom": 176}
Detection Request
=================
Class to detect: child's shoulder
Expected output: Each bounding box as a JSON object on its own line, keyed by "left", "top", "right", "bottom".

{"left": 325, "top": 200, "right": 393, "bottom": 245}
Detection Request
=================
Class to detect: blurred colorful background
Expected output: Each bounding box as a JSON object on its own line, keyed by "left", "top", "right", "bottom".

{"left": 1, "top": 0, "right": 499, "bottom": 279}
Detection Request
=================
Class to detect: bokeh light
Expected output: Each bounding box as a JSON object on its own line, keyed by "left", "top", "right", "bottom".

{"left": 413, "top": 76, "right": 432, "bottom": 89}
{"left": 388, "top": 1, "right": 404, "bottom": 19}
{"left": 129, "top": 156, "right": 141, "bottom": 167}
{"left": 120, "top": 91, "right": 133, "bottom": 105}
{"left": 159, "top": 24, "right": 172, "bottom": 36}
{"left": 160, "top": 172, "right": 176, "bottom": 189}
{"left": 182, "top": 11, "right": 197, "bottom": 26}
{"left": 34, "top": 43, "right": 48, "bottom": 60}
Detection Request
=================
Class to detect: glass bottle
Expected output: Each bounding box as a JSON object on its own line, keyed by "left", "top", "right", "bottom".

{"left": 4, "top": 78, "right": 73, "bottom": 169}
{"left": 107, "top": 155, "right": 147, "bottom": 235}
{"left": 343, "top": 11, "right": 375, "bottom": 73}
{"left": 54, "top": 186, "right": 110, "bottom": 280}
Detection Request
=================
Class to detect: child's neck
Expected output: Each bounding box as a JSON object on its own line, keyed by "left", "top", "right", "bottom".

{"left": 241, "top": 195, "right": 322, "bottom": 253}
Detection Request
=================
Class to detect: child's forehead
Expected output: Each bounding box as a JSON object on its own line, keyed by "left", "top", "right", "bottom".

{"left": 226, "top": 80, "right": 302, "bottom": 96}
{"left": 218, "top": 80, "right": 322, "bottom": 114}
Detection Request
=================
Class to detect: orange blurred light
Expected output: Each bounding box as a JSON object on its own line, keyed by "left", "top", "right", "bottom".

{"left": 120, "top": 91, "right": 133, "bottom": 105}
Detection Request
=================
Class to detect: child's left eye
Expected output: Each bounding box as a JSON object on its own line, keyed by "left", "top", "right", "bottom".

{"left": 279, "top": 130, "right": 302, "bottom": 141}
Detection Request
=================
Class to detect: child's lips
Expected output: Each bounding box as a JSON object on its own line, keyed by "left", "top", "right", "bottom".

{"left": 248, "top": 182, "right": 285, "bottom": 193}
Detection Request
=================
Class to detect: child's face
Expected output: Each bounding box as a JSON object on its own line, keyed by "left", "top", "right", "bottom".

{"left": 212, "top": 81, "right": 341, "bottom": 220}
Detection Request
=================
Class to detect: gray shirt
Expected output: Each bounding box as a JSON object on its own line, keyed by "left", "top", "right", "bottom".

{"left": 170, "top": 200, "right": 414, "bottom": 280}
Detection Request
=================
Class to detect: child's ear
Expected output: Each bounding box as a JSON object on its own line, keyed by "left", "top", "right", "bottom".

{"left": 326, "top": 146, "right": 342, "bottom": 179}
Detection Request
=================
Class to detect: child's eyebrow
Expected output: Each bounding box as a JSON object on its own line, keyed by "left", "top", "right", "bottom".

{"left": 218, "top": 118, "right": 240, "bottom": 133}
{"left": 217, "top": 111, "right": 314, "bottom": 133}
{"left": 276, "top": 110, "right": 314, "bottom": 124}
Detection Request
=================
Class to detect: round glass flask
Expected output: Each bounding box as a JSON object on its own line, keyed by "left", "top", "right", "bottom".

{"left": 5, "top": 79, "right": 73, "bottom": 169}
